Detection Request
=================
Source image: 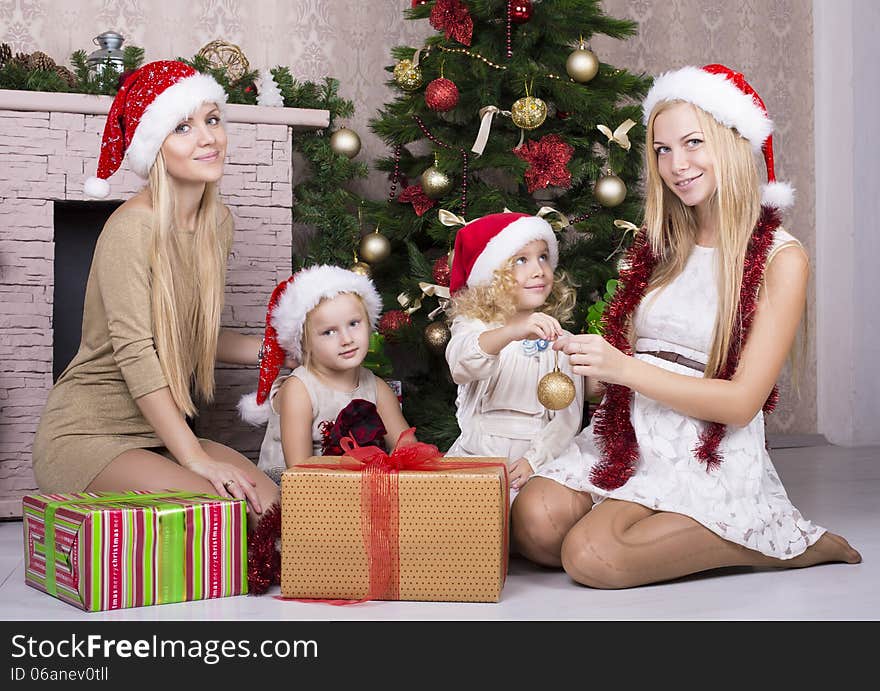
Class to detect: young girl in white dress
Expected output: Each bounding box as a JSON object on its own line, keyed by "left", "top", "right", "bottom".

{"left": 512, "top": 64, "right": 861, "bottom": 586}
{"left": 444, "top": 212, "right": 584, "bottom": 499}
{"left": 238, "top": 265, "right": 411, "bottom": 484}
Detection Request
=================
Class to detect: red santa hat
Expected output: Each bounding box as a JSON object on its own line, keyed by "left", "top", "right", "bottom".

{"left": 642, "top": 63, "right": 794, "bottom": 209}
{"left": 84, "top": 60, "right": 228, "bottom": 199}
{"left": 237, "top": 265, "right": 383, "bottom": 425}
{"left": 448, "top": 212, "right": 558, "bottom": 294}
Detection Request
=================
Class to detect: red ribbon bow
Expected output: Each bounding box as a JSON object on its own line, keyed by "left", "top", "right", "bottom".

{"left": 398, "top": 184, "right": 437, "bottom": 217}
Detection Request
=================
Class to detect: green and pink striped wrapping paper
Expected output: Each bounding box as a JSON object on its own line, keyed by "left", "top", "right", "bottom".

{"left": 22, "top": 490, "right": 248, "bottom": 611}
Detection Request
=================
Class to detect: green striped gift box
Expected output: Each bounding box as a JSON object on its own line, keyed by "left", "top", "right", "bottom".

{"left": 22, "top": 491, "right": 247, "bottom": 611}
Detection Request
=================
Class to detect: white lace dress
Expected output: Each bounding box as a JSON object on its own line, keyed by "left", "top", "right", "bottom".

{"left": 535, "top": 230, "right": 826, "bottom": 559}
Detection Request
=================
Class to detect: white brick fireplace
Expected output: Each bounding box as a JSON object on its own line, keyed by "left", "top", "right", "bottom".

{"left": 0, "top": 89, "right": 328, "bottom": 516}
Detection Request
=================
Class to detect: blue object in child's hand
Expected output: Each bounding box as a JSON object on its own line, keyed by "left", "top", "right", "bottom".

{"left": 521, "top": 338, "right": 550, "bottom": 357}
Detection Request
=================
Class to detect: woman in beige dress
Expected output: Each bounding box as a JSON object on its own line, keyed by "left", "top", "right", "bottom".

{"left": 32, "top": 61, "right": 280, "bottom": 526}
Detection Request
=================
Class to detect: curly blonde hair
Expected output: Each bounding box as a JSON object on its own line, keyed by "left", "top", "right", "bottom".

{"left": 447, "top": 257, "right": 578, "bottom": 325}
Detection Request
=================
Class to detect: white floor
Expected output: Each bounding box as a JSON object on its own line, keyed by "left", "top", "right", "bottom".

{"left": 1, "top": 443, "right": 877, "bottom": 621}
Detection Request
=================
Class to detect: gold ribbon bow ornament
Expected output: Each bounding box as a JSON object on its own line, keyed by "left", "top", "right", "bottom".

{"left": 597, "top": 119, "right": 636, "bottom": 151}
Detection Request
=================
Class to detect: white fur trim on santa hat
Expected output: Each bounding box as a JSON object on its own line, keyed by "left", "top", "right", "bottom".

{"left": 467, "top": 216, "right": 558, "bottom": 287}
{"left": 237, "top": 391, "right": 271, "bottom": 426}
{"left": 272, "top": 265, "right": 382, "bottom": 363}
{"left": 84, "top": 176, "right": 110, "bottom": 199}
{"left": 643, "top": 66, "right": 773, "bottom": 150}
{"left": 761, "top": 181, "right": 795, "bottom": 209}
{"left": 126, "top": 72, "right": 228, "bottom": 178}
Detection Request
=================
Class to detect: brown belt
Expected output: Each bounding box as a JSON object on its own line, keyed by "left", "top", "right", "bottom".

{"left": 636, "top": 350, "right": 706, "bottom": 373}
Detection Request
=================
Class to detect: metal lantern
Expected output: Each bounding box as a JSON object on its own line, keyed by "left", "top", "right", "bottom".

{"left": 87, "top": 31, "right": 125, "bottom": 74}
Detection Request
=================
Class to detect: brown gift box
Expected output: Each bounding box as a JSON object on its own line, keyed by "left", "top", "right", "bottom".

{"left": 281, "top": 456, "right": 508, "bottom": 603}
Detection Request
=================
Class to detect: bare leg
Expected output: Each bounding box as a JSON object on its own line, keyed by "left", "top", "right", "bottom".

{"left": 87, "top": 441, "right": 280, "bottom": 530}
{"left": 560, "top": 499, "right": 862, "bottom": 589}
{"left": 511, "top": 477, "right": 593, "bottom": 567}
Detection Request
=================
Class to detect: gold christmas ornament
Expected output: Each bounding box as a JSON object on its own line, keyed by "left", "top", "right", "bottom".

{"left": 350, "top": 261, "right": 372, "bottom": 277}
{"left": 566, "top": 43, "right": 599, "bottom": 83}
{"left": 424, "top": 321, "right": 452, "bottom": 353}
{"left": 511, "top": 96, "right": 548, "bottom": 130}
{"left": 393, "top": 59, "right": 423, "bottom": 91}
{"left": 594, "top": 173, "right": 627, "bottom": 207}
{"left": 537, "top": 352, "right": 576, "bottom": 410}
{"left": 359, "top": 229, "right": 391, "bottom": 264}
{"left": 420, "top": 165, "right": 453, "bottom": 199}
{"left": 329, "top": 127, "right": 361, "bottom": 159}
{"left": 197, "top": 39, "right": 250, "bottom": 82}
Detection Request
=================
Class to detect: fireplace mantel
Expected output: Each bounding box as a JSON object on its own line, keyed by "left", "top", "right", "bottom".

{"left": 0, "top": 91, "right": 328, "bottom": 516}
{"left": 0, "top": 88, "right": 329, "bottom": 129}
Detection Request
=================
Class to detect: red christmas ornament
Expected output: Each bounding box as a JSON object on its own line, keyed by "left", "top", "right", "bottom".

{"left": 432, "top": 255, "right": 451, "bottom": 286}
{"left": 556, "top": 110, "right": 570, "bottom": 120}
{"left": 513, "top": 134, "right": 574, "bottom": 193}
{"left": 425, "top": 77, "right": 460, "bottom": 112}
{"left": 411, "top": 0, "right": 429, "bottom": 6}
{"left": 509, "top": 0, "right": 533, "bottom": 23}
{"left": 379, "top": 310, "right": 412, "bottom": 341}
{"left": 430, "top": 0, "right": 473, "bottom": 46}
{"left": 398, "top": 184, "right": 437, "bottom": 217}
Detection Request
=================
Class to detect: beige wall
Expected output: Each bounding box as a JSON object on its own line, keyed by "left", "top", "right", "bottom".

{"left": 1, "top": 0, "right": 817, "bottom": 433}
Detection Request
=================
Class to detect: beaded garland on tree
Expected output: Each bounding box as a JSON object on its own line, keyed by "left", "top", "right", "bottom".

{"left": 589, "top": 206, "right": 782, "bottom": 491}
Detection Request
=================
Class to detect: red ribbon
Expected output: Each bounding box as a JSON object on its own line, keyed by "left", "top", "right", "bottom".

{"left": 280, "top": 428, "right": 510, "bottom": 605}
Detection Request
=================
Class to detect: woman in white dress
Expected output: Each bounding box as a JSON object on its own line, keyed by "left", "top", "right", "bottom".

{"left": 511, "top": 64, "right": 861, "bottom": 588}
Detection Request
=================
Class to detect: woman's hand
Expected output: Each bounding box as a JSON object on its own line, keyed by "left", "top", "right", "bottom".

{"left": 554, "top": 334, "right": 630, "bottom": 386}
{"left": 507, "top": 312, "right": 563, "bottom": 342}
{"left": 509, "top": 457, "right": 534, "bottom": 491}
{"left": 181, "top": 454, "right": 262, "bottom": 514}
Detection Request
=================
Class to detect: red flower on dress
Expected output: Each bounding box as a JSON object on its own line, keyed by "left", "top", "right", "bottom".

{"left": 320, "top": 399, "right": 387, "bottom": 457}
{"left": 430, "top": 0, "right": 473, "bottom": 46}
{"left": 398, "top": 184, "right": 437, "bottom": 216}
{"left": 513, "top": 134, "right": 574, "bottom": 194}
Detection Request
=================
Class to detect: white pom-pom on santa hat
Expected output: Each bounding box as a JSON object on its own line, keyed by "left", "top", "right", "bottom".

{"left": 84, "top": 176, "right": 111, "bottom": 199}
{"left": 237, "top": 391, "right": 271, "bottom": 426}
{"left": 761, "top": 181, "right": 795, "bottom": 209}
{"left": 643, "top": 63, "right": 795, "bottom": 210}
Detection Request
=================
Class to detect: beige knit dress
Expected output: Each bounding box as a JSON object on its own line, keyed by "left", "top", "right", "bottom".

{"left": 32, "top": 204, "right": 234, "bottom": 492}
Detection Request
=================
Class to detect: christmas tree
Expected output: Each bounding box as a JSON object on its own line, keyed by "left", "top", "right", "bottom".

{"left": 325, "top": 0, "right": 650, "bottom": 449}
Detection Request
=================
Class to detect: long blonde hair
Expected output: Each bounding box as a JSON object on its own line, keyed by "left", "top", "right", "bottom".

{"left": 643, "top": 101, "right": 762, "bottom": 377}
{"left": 148, "top": 150, "right": 226, "bottom": 416}
{"left": 447, "top": 259, "right": 578, "bottom": 326}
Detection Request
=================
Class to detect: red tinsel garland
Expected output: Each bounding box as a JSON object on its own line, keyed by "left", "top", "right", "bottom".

{"left": 590, "top": 206, "right": 782, "bottom": 490}
{"left": 247, "top": 502, "right": 281, "bottom": 594}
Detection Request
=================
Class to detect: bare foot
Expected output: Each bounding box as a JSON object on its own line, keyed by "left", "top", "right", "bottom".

{"left": 786, "top": 532, "right": 862, "bottom": 568}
